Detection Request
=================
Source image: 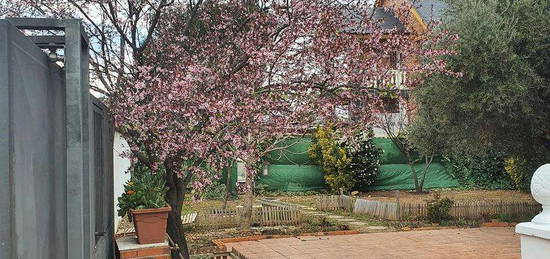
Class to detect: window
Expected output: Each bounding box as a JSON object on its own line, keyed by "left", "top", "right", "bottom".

{"left": 236, "top": 161, "right": 246, "bottom": 183}
{"left": 375, "top": 97, "right": 400, "bottom": 113}
{"left": 390, "top": 52, "right": 402, "bottom": 69}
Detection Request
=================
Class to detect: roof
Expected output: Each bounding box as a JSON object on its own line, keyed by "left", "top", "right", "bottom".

{"left": 342, "top": 7, "right": 406, "bottom": 34}
{"left": 411, "top": 0, "right": 448, "bottom": 23}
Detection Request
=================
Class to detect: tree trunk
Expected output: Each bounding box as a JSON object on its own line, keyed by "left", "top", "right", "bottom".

{"left": 405, "top": 150, "right": 422, "bottom": 194}
{"left": 419, "top": 155, "right": 434, "bottom": 192}
{"left": 409, "top": 161, "right": 422, "bottom": 193}
{"left": 165, "top": 169, "right": 191, "bottom": 259}
{"left": 240, "top": 166, "right": 254, "bottom": 231}
{"left": 222, "top": 164, "right": 233, "bottom": 210}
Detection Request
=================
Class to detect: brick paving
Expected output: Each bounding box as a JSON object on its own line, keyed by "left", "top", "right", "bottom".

{"left": 225, "top": 227, "right": 520, "bottom": 259}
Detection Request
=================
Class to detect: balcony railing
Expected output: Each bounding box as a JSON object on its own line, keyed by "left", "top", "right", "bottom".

{"left": 367, "top": 69, "right": 407, "bottom": 90}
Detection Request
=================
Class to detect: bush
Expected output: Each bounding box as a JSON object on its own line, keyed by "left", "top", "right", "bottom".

{"left": 253, "top": 183, "right": 269, "bottom": 196}
{"left": 117, "top": 164, "right": 168, "bottom": 218}
{"left": 497, "top": 213, "right": 513, "bottom": 223}
{"left": 202, "top": 182, "right": 228, "bottom": 200}
{"left": 426, "top": 193, "right": 454, "bottom": 223}
{"left": 308, "top": 125, "right": 350, "bottom": 174}
{"left": 504, "top": 156, "right": 529, "bottom": 190}
{"left": 309, "top": 125, "right": 354, "bottom": 193}
{"left": 324, "top": 172, "right": 356, "bottom": 194}
{"left": 445, "top": 151, "right": 514, "bottom": 189}
{"left": 309, "top": 125, "right": 380, "bottom": 193}
{"left": 345, "top": 130, "right": 380, "bottom": 188}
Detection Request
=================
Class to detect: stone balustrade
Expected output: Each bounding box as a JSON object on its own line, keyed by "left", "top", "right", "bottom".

{"left": 516, "top": 164, "right": 550, "bottom": 258}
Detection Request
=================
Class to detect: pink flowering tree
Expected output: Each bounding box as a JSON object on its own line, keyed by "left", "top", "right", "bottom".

{"left": 113, "top": 0, "right": 456, "bottom": 257}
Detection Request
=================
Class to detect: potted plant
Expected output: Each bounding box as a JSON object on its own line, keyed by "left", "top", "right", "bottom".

{"left": 118, "top": 164, "right": 171, "bottom": 244}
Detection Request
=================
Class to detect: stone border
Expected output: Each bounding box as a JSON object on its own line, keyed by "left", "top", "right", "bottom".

{"left": 212, "top": 230, "right": 360, "bottom": 250}
{"left": 399, "top": 226, "right": 459, "bottom": 232}
{"left": 213, "top": 225, "right": 515, "bottom": 251}
{"left": 482, "top": 222, "right": 516, "bottom": 227}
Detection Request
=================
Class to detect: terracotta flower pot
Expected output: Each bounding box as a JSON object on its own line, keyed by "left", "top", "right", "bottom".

{"left": 131, "top": 206, "right": 172, "bottom": 244}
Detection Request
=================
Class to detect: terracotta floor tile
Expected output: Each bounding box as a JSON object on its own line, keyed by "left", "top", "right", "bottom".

{"left": 225, "top": 227, "right": 519, "bottom": 259}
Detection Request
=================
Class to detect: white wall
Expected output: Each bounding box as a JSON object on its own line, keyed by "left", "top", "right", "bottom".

{"left": 373, "top": 100, "right": 409, "bottom": 138}
{"left": 113, "top": 132, "right": 131, "bottom": 231}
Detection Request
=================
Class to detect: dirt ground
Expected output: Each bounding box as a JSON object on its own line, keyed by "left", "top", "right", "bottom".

{"left": 181, "top": 197, "right": 351, "bottom": 254}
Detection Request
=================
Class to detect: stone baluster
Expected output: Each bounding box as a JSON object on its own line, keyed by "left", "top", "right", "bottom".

{"left": 516, "top": 164, "right": 550, "bottom": 258}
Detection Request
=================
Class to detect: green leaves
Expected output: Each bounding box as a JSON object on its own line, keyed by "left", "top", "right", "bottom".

{"left": 412, "top": 0, "right": 550, "bottom": 160}
{"left": 309, "top": 125, "right": 380, "bottom": 193}
{"left": 427, "top": 193, "right": 454, "bottom": 223}
{"left": 117, "top": 164, "right": 169, "bottom": 217}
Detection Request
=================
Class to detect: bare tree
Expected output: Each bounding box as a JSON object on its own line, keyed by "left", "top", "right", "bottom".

{"left": 376, "top": 96, "right": 436, "bottom": 193}
{"left": 1, "top": 0, "right": 204, "bottom": 96}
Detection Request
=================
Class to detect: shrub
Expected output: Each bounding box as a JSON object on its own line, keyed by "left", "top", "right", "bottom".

{"left": 504, "top": 156, "right": 529, "bottom": 190}
{"left": 253, "top": 183, "right": 269, "bottom": 196}
{"left": 117, "top": 164, "right": 168, "bottom": 218}
{"left": 324, "top": 172, "right": 356, "bottom": 194}
{"left": 497, "top": 213, "right": 513, "bottom": 223}
{"left": 202, "top": 182, "right": 228, "bottom": 200}
{"left": 426, "top": 193, "right": 454, "bottom": 223}
{"left": 345, "top": 130, "right": 380, "bottom": 188}
{"left": 309, "top": 125, "right": 380, "bottom": 193}
{"left": 444, "top": 151, "right": 514, "bottom": 189}
{"left": 309, "top": 125, "right": 354, "bottom": 193}
{"left": 308, "top": 125, "right": 350, "bottom": 175}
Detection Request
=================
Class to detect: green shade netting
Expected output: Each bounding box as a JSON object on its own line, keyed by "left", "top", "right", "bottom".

{"left": 219, "top": 162, "right": 238, "bottom": 194}
{"left": 265, "top": 137, "right": 315, "bottom": 165}
{"left": 365, "top": 163, "right": 460, "bottom": 191}
{"left": 372, "top": 138, "right": 409, "bottom": 164}
{"left": 222, "top": 137, "right": 459, "bottom": 192}
{"left": 372, "top": 138, "right": 445, "bottom": 164}
{"left": 257, "top": 165, "right": 325, "bottom": 192}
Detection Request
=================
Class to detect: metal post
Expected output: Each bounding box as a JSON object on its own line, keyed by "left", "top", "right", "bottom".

{"left": 64, "top": 19, "right": 91, "bottom": 259}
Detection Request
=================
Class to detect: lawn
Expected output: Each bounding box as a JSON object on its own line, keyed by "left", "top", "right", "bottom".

{"left": 275, "top": 194, "right": 319, "bottom": 207}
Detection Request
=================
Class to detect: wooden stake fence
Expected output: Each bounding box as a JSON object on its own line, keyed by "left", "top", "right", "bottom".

{"left": 194, "top": 206, "right": 302, "bottom": 228}
{"left": 316, "top": 195, "right": 354, "bottom": 212}
{"left": 354, "top": 199, "right": 400, "bottom": 220}
{"left": 317, "top": 195, "right": 541, "bottom": 221}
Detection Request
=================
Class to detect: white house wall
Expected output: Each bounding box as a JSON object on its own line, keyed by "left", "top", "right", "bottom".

{"left": 113, "top": 132, "right": 131, "bottom": 231}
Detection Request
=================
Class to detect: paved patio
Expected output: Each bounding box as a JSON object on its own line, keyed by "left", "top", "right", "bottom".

{"left": 225, "top": 227, "right": 520, "bottom": 259}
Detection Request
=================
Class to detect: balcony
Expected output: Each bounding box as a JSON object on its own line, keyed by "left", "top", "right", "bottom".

{"left": 367, "top": 69, "right": 407, "bottom": 90}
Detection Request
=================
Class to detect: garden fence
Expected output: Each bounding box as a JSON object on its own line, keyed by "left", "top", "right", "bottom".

{"left": 195, "top": 206, "right": 302, "bottom": 228}
{"left": 354, "top": 199, "right": 400, "bottom": 220}
{"left": 316, "top": 195, "right": 541, "bottom": 221}
{"left": 316, "top": 195, "right": 354, "bottom": 212}
{"left": 396, "top": 200, "right": 541, "bottom": 220}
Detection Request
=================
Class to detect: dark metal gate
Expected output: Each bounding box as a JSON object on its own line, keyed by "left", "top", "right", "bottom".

{"left": 92, "top": 97, "right": 115, "bottom": 259}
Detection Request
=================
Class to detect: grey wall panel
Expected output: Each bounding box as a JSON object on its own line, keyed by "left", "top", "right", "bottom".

{"left": 0, "top": 20, "right": 14, "bottom": 259}
{"left": 8, "top": 20, "right": 66, "bottom": 259}
{"left": 48, "top": 62, "right": 68, "bottom": 259}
